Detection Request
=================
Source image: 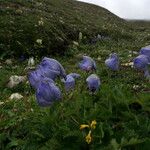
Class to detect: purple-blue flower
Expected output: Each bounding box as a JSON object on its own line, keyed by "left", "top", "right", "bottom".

{"left": 140, "top": 45, "right": 150, "bottom": 61}
{"left": 64, "top": 75, "right": 75, "bottom": 92}
{"left": 37, "top": 65, "right": 60, "bottom": 81}
{"left": 28, "top": 70, "right": 55, "bottom": 90}
{"left": 28, "top": 70, "right": 44, "bottom": 89}
{"left": 133, "top": 55, "right": 149, "bottom": 71}
{"left": 86, "top": 74, "right": 100, "bottom": 93}
{"left": 79, "top": 56, "right": 96, "bottom": 71}
{"left": 36, "top": 79, "right": 61, "bottom": 107}
{"left": 39, "top": 57, "right": 66, "bottom": 79}
{"left": 105, "top": 53, "right": 119, "bottom": 71}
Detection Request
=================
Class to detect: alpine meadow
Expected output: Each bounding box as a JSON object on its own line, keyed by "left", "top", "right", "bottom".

{"left": 0, "top": 0, "right": 150, "bottom": 150}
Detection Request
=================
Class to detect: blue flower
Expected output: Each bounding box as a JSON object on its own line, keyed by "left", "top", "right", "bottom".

{"left": 28, "top": 70, "right": 55, "bottom": 90}
{"left": 68, "top": 73, "right": 80, "bottom": 79}
{"left": 64, "top": 75, "right": 75, "bottom": 92}
{"left": 140, "top": 45, "right": 150, "bottom": 61}
{"left": 86, "top": 74, "right": 100, "bottom": 93}
{"left": 79, "top": 56, "right": 96, "bottom": 71}
{"left": 40, "top": 57, "right": 66, "bottom": 79}
{"left": 133, "top": 55, "right": 149, "bottom": 71}
{"left": 105, "top": 53, "right": 119, "bottom": 71}
{"left": 36, "top": 79, "right": 61, "bottom": 107}
{"left": 37, "top": 65, "right": 60, "bottom": 81}
{"left": 28, "top": 70, "right": 44, "bottom": 89}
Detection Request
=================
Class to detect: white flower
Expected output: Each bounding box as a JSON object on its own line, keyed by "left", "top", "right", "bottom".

{"left": 28, "top": 57, "right": 35, "bottom": 67}
{"left": 122, "top": 62, "right": 133, "bottom": 68}
{"left": 38, "top": 18, "right": 44, "bottom": 26}
{"left": 36, "top": 39, "right": 42, "bottom": 45}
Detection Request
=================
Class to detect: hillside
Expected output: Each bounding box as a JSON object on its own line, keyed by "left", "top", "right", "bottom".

{"left": 0, "top": 1, "right": 150, "bottom": 149}
{"left": 0, "top": 0, "right": 132, "bottom": 58}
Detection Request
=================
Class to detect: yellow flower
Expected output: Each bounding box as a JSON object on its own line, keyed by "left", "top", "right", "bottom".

{"left": 90, "top": 120, "right": 97, "bottom": 129}
{"left": 80, "top": 124, "right": 89, "bottom": 130}
{"left": 85, "top": 130, "right": 92, "bottom": 144}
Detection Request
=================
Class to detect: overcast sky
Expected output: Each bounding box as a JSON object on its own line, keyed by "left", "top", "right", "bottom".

{"left": 77, "top": 0, "right": 150, "bottom": 20}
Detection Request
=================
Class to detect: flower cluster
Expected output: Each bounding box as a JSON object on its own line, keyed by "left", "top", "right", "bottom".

{"left": 28, "top": 45, "right": 150, "bottom": 107}
{"left": 28, "top": 57, "right": 67, "bottom": 107}
{"left": 105, "top": 53, "right": 119, "bottom": 71}
{"left": 28, "top": 57, "right": 82, "bottom": 106}
{"left": 133, "top": 45, "right": 150, "bottom": 78}
{"left": 80, "top": 120, "right": 97, "bottom": 144}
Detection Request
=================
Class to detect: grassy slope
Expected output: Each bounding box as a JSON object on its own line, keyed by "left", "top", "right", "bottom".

{"left": 0, "top": 0, "right": 132, "bottom": 57}
{"left": 0, "top": 0, "right": 150, "bottom": 150}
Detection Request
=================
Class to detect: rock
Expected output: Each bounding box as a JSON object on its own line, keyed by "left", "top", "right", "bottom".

{"left": 0, "top": 66, "right": 3, "bottom": 69}
{"left": 7, "top": 75, "right": 27, "bottom": 88}
{"left": 9, "top": 93, "right": 23, "bottom": 100}
{"left": 5, "top": 59, "right": 12, "bottom": 65}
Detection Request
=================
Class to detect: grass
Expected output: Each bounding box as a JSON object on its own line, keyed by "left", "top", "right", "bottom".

{"left": 0, "top": 0, "right": 150, "bottom": 149}
{"left": 0, "top": 43, "right": 150, "bottom": 149}
{"left": 0, "top": 0, "right": 132, "bottom": 58}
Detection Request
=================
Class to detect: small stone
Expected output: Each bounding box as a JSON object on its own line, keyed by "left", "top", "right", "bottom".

{"left": 73, "top": 41, "right": 79, "bottom": 46}
{"left": 0, "top": 66, "right": 2, "bottom": 69}
{"left": 5, "top": 59, "right": 12, "bottom": 65}
{"left": 9, "top": 93, "right": 23, "bottom": 100}
{"left": 7, "top": 75, "right": 27, "bottom": 88}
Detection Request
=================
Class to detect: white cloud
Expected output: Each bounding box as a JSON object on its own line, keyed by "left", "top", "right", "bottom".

{"left": 77, "top": 0, "right": 150, "bottom": 20}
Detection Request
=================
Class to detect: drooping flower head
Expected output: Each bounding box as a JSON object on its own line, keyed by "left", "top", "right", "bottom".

{"left": 28, "top": 57, "right": 35, "bottom": 67}
{"left": 28, "top": 69, "right": 55, "bottom": 90}
{"left": 86, "top": 74, "right": 100, "bottom": 93}
{"left": 36, "top": 79, "right": 61, "bottom": 107}
{"left": 28, "top": 70, "right": 44, "bottom": 89}
{"left": 140, "top": 45, "right": 150, "bottom": 61}
{"left": 64, "top": 75, "right": 75, "bottom": 92}
{"left": 105, "top": 53, "right": 119, "bottom": 71}
{"left": 37, "top": 65, "right": 60, "bottom": 81}
{"left": 40, "top": 57, "right": 66, "bottom": 79}
{"left": 85, "top": 130, "right": 92, "bottom": 144}
{"left": 79, "top": 56, "right": 96, "bottom": 72}
{"left": 133, "top": 54, "right": 149, "bottom": 71}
